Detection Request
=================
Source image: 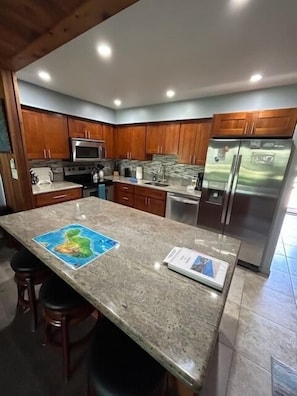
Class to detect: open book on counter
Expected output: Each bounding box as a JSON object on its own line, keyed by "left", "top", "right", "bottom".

{"left": 163, "top": 247, "right": 229, "bottom": 291}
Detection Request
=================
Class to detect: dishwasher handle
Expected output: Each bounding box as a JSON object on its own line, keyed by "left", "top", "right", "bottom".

{"left": 168, "top": 194, "right": 199, "bottom": 205}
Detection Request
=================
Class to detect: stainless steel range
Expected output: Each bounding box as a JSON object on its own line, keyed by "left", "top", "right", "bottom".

{"left": 64, "top": 166, "right": 114, "bottom": 201}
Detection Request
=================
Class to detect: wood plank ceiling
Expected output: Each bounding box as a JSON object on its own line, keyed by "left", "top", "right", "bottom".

{"left": 0, "top": 0, "right": 139, "bottom": 71}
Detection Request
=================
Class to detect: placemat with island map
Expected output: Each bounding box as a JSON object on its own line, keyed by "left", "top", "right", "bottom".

{"left": 33, "top": 224, "right": 119, "bottom": 270}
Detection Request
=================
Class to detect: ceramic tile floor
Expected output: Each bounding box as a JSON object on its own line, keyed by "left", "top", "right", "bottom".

{"left": 202, "top": 213, "right": 297, "bottom": 396}
{"left": 0, "top": 215, "right": 297, "bottom": 395}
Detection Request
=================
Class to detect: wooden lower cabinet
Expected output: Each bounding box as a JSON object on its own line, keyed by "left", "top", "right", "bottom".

{"left": 114, "top": 183, "right": 135, "bottom": 207}
{"left": 115, "top": 183, "right": 166, "bottom": 216}
{"left": 34, "top": 188, "right": 82, "bottom": 208}
{"left": 134, "top": 186, "right": 166, "bottom": 217}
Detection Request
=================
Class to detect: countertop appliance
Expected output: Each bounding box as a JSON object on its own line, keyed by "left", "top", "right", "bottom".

{"left": 64, "top": 166, "right": 113, "bottom": 201}
{"left": 70, "top": 138, "right": 105, "bottom": 162}
{"left": 197, "top": 138, "right": 293, "bottom": 269}
{"left": 30, "top": 167, "right": 53, "bottom": 185}
{"left": 166, "top": 192, "right": 200, "bottom": 226}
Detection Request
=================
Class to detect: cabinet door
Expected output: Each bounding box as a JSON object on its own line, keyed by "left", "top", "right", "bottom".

{"left": 68, "top": 117, "right": 89, "bottom": 138}
{"left": 212, "top": 112, "right": 250, "bottom": 136}
{"left": 102, "top": 124, "right": 114, "bottom": 158}
{"left": 148, "top": 197, "right": 166, "bottom": 217}
{"left": 115, "top": 126, "right": 130, "bottom": 159}
{"left": 134, "top": 194, "right": 147, "bottom": 212}
{"left": 88, "top": 122, "right": 103, "bottom": 140}
{"left": 42, "top": 113, "right": 70, "bottom": 159}
{"left": 129, "top": 125, "right": 146, "bottom": 160}
{"left": 193, "top": 121, "right": 212, "bottom": 165}
{"left": 22, "top": 109, "right": 46, "bottom": 159}
{"left": 146, "top": 124, "right": 162, "bottom": 154}
{"left": 251, "top": 108, "right": 297, "bottom": 136}
{"left": 162, "top": 123, "right": 180, "bottom": 154}
{"left": 178, "top": 122, "right": 198, "bottom": 164}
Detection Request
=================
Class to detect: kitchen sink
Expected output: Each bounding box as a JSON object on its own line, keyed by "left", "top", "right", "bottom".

{"left": 145, "top": 182, "right": 170, "bottom": 187}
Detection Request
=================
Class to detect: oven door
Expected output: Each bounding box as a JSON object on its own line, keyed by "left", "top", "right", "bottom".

{"left": 83, "top": 187, "right": 98, "bottom": 198}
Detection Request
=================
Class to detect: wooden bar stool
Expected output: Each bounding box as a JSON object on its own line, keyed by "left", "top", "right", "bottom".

{"left": 87, "top": 318, "right": 167, "bottom": 396}
{"left": 39, "top": 275, "right": 95, "bottom": 382}
{"left": 10, "top": 247, "right": 51, "bottom": 332}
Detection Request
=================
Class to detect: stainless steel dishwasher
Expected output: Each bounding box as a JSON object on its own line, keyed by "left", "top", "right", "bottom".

{"left": 165, "top": 192, "right": 200, "bottom": 226}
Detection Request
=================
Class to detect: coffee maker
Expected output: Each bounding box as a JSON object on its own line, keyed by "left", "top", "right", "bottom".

{"left": 195, "top": 172, "right": 204, "bottom": 191}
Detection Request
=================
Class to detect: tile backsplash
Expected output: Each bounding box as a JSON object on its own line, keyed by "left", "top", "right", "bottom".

{"left": 29, "top": 155, "right": 204, "bottom": 185}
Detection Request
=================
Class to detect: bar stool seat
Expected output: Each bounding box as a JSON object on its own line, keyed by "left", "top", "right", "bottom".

{"left": 87, "top": 318, "right": 167, "bottom": 396}
{"left": 10, "top": 247, "right": 51, "bottom": 332}
{"left": 39, "top": 275, "right": 95, "bottom": 382}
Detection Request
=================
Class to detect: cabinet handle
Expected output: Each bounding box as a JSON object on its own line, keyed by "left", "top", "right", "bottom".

{"left": 193, "top": 155, "right": 196, "bottom": 164}
{"left": 148, "top": 198, "right": 151, "bottom": 206}
{"left": 126, "top": 152, "right": 129, "bottom": 159}
{"left": 160, "top": 146, "right": 163, "bottom": 154}
{"left": 122, "top": 187, "right": 128, "bottom": 190}
{"left": 53, "top": 194, "right": 67, "bottom": 199}
{"left": 250, "top": 122, "right": 255, "bottom": 135}
{"left": 43, "top": 149, "right": 47, "bottom": 158}
{"left": 243, "top": 122, "right": 248, "bottom": 135}
{"left": 48, "top": 149, "right": 51, "bottom": 159}
{"left": 122, "top": 196, "right": 128, "bottom": 201}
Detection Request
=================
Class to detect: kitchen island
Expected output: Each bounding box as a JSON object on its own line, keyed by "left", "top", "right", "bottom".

{"left": 0, "top": 197, "right": 240, "bottom": 394}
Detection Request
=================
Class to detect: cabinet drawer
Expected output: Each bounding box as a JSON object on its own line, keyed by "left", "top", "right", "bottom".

{"left": 34, "top": 188, "right": 82, "bottom": 208}
{"left": 117, "top": 183, "right": 135, "bottom": 193}
{"left": 116, "top": 192, "right": 135, "bottom": 207}
{"left": 134, "top": 186, "right": 166, "bottom": 201}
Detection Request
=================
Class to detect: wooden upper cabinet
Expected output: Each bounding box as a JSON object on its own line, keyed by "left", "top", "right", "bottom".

{"left": 212, "top": 112, "right": 251, "bottom": 136}
{"left": 102, "top": 124, "right": 114, "bottom": 158}
{"left": 68, "top": 117, "right": 103, "bottom": 139}
{"left": 22, "top": 108, "right": 46, "bottom": 159}
{"left": 22, "top": 108, "right": 69, "bottom": 160}
{"left": 251, "top": 108, "right": 297, "bottom": 136}
{"left": 212, "top": 108, "right": 297, "bottom": 137}
{"left": 146, "top": 122, "right": 180, "bottom": 155}
{"left": 115, "top": 125, "right": 146, "bottom": 160}
{"left": 178, "top": 120, "right": 212, "bottom": 165}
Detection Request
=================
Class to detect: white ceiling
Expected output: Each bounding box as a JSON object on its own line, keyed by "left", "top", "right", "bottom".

{"left": 17, "top": 0, "right": 297, "bottom": 110}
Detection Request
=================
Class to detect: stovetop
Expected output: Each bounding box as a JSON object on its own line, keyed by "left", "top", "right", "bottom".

{"left": 63, "top": 165, "right": 112, "bottom": 189}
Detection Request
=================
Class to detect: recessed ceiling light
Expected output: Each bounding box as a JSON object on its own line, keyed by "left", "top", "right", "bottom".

{"left": 38, "top": 71, "right": 51, "bottom": 81}
{"left": 97, "top": 43, "right": 112, "bottom": 58}
{"left": 250, "top": 74, "right": 263, "bottom": 82}
{"left": 166, "top": 89, "right": 175, "bottom": 98}
{"left": 114, "top": 99, "right": 122, "bottom": 107}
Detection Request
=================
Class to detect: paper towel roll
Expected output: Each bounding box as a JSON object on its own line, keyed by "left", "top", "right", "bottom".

{"left": 136, "top": 166, "right": 143, "bottom": 180}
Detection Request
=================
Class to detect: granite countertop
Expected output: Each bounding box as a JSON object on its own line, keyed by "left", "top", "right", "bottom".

{"left": 32, "top": 181, "right": 83, "bottom": 195}
{"left": 0, "top": 197, "right": 240, "bottom": 392}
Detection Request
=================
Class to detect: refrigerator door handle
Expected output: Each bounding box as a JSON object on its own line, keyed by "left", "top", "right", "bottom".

{"left": 221, "top": 155, "right": 237, "bottom": 224}
{"left": 226, "top": 154, "right": 242, "bottom": 225}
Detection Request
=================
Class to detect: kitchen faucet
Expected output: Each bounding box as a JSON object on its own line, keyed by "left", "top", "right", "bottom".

{"left": 159, "top": 164, "right": 166, "bottom": 182}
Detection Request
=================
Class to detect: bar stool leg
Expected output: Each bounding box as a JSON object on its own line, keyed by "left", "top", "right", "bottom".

{"left": 26, "top": 276, "right": 37, "bottom": 332}
{"left": 61, "top": 315, "right": 69, "bottom": 382}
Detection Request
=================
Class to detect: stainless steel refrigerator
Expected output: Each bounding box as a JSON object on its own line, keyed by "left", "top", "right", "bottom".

{"left": 197, "top": 138, "right": 292, "bottom": 268}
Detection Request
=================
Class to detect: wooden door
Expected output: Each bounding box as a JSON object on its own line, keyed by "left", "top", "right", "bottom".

{"left": 22, "top": 109, "right": 46, "bottom": 159}
{"left": 193, "top": 121, "right": 212, "bottom": 165}
{"left": 68, "top": 117, "right": 89, "bottom": 138}
{"left": 212, "top": 112, "right": 250, "bottom": 136}
{"left": 146, "top": 124, "right": 162, "bottom": 154}
{"left": 251, "top": 108, "right": 297, "bottom": 136}
{"left": 129, "top": 125, "right": 146, "bottom": 160}
{"left": 102, "top": 124, "right": 114, "bottom": 158}
{"left": 88, "top": 121, "right": 103, "bottom": 140}
{"left": 178, "top": 122, "right": 197, "bottom": 164}
{"left": 115, "top": 126, "right": 130, "bottom": 159}
{"left": 42, "top": 112, "right": 70, "bottom": 159}
{"left": 162, "top": 122, "right": 180, "bottom": 154}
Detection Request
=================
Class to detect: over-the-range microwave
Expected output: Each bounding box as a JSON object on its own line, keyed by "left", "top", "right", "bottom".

{"left": 70, "top": 138, "right": 106, "bottom": 162}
